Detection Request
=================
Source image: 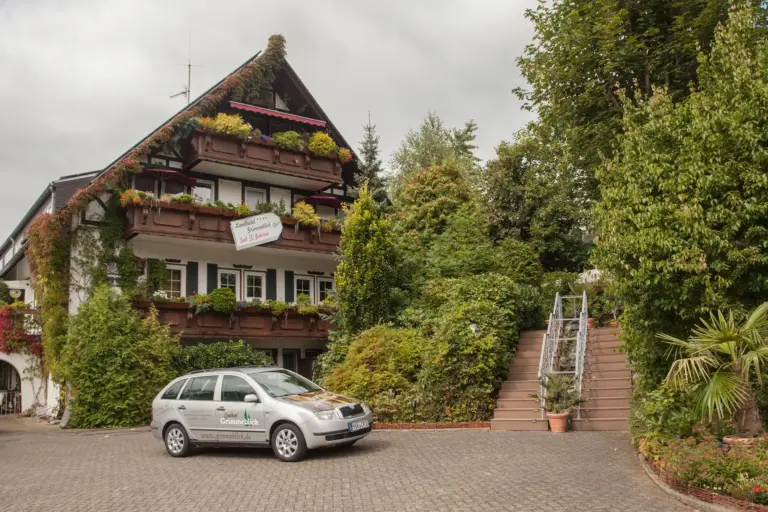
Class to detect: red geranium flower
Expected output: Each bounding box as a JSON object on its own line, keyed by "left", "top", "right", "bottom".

{"left": 753, "top": 487, "right": 765, "bottom": 494}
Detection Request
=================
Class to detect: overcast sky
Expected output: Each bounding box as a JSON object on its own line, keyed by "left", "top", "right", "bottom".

{"left": 0, "top": 0, "right": 537, "bottom": 235}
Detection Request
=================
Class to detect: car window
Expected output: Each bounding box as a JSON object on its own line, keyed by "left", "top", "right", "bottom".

{"left": 179, "top": 376, "right": 217, "bottom": 401}
{"left": 221, "top": 375, "right": 257, "bottom": 402}
{"left": 161, "top": 379, "right": 187, "bottom": 400}
{"left": 247, "top": 370, "right": 322, "bottom": 398}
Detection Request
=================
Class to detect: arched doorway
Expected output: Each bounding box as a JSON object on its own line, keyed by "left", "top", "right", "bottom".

{"left": 0, "top": 360, "right": 22, "bottom": 417}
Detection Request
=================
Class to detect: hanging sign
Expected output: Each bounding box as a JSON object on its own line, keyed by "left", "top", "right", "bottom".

{"left": 230, "top": 213, "right": 283, "bottom": 250}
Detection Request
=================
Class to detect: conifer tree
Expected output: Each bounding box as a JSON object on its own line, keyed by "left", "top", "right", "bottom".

{"left": 353, "top": 114, "right": 388, "bottom": 206}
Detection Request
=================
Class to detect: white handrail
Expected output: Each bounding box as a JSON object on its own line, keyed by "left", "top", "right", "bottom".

{"left": 537, "top": 291, "right": 589, "bottom": 419}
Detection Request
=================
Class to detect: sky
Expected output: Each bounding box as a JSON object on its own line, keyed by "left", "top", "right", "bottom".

{"left": 0, "top": 0, "right": 538, "bottom": 236}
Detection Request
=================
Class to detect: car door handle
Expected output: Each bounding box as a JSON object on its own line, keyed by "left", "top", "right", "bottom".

{"left": 178, "top": 405, "right": 186, "bottom": 410}
{"left": 216, "top": 407, "right": 226, "bottom": 411}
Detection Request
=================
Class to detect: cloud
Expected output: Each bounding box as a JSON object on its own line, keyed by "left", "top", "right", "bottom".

{"left": 0, "top": 0, "right": 537, "bottom": 235}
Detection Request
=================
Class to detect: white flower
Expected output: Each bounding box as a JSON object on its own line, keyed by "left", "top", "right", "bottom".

{"left": 152, "top": 290, "right": 168, "bottom": 300}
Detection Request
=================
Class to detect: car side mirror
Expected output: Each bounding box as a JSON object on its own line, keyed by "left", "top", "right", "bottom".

{"left": 244, "top": 394, "right": 260, "bottom": 403}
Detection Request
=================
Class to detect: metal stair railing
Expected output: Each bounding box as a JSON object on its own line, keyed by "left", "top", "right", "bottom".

{"left": 537, "top": 291, "right": 589, "bottom": 419}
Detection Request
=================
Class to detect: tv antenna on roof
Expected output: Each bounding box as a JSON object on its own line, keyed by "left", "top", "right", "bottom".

{"left": 171, "top": 34, "right": 201, "bottom": 105}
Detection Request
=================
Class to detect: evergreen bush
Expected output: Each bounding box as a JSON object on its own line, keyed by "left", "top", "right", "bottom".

{"left": 177, "top": 340, "right": 273, "bottom": 373}
{"left": 209, "top": 288, "right": 237, "bottom": 314}
{"left": 61, "top": 286, "right": 180, "bottom": 428}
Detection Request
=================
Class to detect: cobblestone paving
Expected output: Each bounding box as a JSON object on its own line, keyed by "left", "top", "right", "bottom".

{"left": 0, "top": 423, "right": 691, "bottom": 512}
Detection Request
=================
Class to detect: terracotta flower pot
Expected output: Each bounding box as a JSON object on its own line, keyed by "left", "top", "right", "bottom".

{"left": 587, "top": 318, "right": 595, "bottom": 328}
{"left": 546, "top": 412, "right": 570, "bottom": 433}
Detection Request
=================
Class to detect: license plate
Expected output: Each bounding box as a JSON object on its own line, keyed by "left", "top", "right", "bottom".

{"left": 349, "top": 419, "right": 369, "bottom": 432}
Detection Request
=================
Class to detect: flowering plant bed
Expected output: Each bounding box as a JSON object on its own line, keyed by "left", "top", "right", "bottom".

{"left": 639, "top": 437, "right": 768, "bottom": 509}
{"left": 373, "top": 422, "right": 491, "bottom": 430}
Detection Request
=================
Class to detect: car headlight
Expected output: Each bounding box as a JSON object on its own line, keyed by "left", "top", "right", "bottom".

{"left": 314, "top": 410, "right": 337, "bottom": 421}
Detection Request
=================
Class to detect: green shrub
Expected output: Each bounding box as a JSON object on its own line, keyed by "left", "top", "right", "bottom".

{"left": 323, "top": 325, "right": 424, "bottom": 422}
{"left": 194, "top": 113, "right": 252, "bottom": 140}
{"left": 630, "top": 386, "right": 698, "bottom": 446}
{"left": 308, "top": 132, "right": 338, "bottom": 157}
{"left": 170, "top": 193, "right": 195, "bottom": 204}
{"left": 539, "top": 271, "right": 578, "bottom": 319}
{"left": 209, "top": 288, "right": 237, "bottom": 314}
{"left": 272, "top": 131, "right": 304, "bottom": 151}
{"left": 61, "top": 285, "right": 180, "bottom": 428}
{"left": 492, "top": 238, "right": 543, "bottom": 286}
{"left": 291, "top": 201, "right": 320, "bottom": 227}
{"left": 177, "top": 340, "right": 272, "bottom": 373}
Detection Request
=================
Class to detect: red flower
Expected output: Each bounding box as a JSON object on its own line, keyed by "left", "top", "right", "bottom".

{"left": 753, "top": 487, "right": 765, "bottom": 494}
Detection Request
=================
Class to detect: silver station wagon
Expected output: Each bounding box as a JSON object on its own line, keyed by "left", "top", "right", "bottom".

{"left": 151, "top": 366, "right": 373, "bottom": 462}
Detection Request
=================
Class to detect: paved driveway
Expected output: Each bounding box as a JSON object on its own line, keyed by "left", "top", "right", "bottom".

{"left": 0, "top": 421, "right": 689, "bottom": 512}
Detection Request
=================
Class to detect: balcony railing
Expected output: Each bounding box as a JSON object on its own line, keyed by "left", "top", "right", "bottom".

{"left": 184, "top": 131, "right": 342, "bottom": 185}
{"left": 123, "top": 202, "right": 340, "bottom": 254}
{"left": 134, "top": 301, "right": 331, "bottom": 340}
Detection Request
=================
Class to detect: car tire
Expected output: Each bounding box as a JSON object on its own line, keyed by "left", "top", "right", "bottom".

{"left": 164, "top": 423, "right": 190, "bottom": 458}
{"left": 271, "top": 423, "right": 307, "bottom": 462}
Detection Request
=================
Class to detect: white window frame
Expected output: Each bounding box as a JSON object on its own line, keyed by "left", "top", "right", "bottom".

{"left": 316, "top": 277, "right": 335, "bottom": 304}
{"left": 158, "top": 264, "right": 186, "bottom": 298}
{"left": 244, "top": 271, "right": 266, "bottom": 302}
{"left": 192, "top": 179, "right": 215, "bottom": 203}
{"left": 244, "top": 187, "right": 267, "bottom": 209}
{"left": 294, "top": 275, "right": 314, "bottom": 303}
{"left": 218, "top": 269, "right": 241, "bottom": 298}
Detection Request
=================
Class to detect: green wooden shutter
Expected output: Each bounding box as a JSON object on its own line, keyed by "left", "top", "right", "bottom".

{"left": 266, "top": 269, "right": 277, "bottom": 300}
{"left": 147, "top": 258, "right": 160, "bottom": 292}
{"left": 207, "top": 263, "right": 218, "bottom": 293}
{"left": 186, "top": 261, "right": 198, "bottom": 295}
{"left": 284, "top": 270, "right": 294, "bottom": 303}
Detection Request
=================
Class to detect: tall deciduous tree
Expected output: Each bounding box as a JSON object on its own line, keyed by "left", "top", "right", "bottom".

{"left": 593, "top": 2, "right": 768, "bottom": 383}
{"left": 389, "top": 112, "right": 479, "bottom": 202}
{"left": 483, "top": 126, "right": 590, "bottom": 272}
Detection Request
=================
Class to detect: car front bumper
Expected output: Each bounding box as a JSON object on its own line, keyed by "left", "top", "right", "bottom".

{"left": 302, "top": 412, "right": 374, "bottom": 449}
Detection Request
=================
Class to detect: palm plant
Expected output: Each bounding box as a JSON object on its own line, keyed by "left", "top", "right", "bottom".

{"left": 658, "top": 302, "right": 768, "bottom": 435}
{"left": 529, "top": 373, "right": 585, "bottom": 413}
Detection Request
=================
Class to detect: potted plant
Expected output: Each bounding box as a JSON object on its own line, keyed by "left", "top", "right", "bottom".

{"left": 529, "top": 373, "right": 586, "bottom": 433}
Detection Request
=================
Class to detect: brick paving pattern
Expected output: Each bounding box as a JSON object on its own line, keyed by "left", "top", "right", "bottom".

{"left": 0, "top": 423, "right": 690, "bottom": 511}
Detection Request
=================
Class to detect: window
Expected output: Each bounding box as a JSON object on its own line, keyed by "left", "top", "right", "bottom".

{"left": 244, "top": 188, "right": 266, "bottom": 210}
{"left": 219, "top": 270, "right": 240, "bottom": 297}
{"left": 161, "top": 379, "right": 187, "bottom": 400}
{"left": 317, "top": 278, "right": 334, "bottom": 303}
{"left": 157, "top": 266, "right": 184, "bottom": 298}
{"left": 162, "top": 180, "right": 186, "bottom": 196}
{"left": 221, "top": 375, "right": 257, "bottom": 402}
{"left": 179, "top": 376, "right": 218, "bottom": 401}
{"left": 133, "top": 175, "right": 156, "bottom": 194}
{"left": 295, "top": 276, "right": 313, "bottom": 302}
{"left": 192, "top": 180, "right": 214, "bottom": 203}
{"left": 244, "top": 272, "right": 265, "bottom": 302}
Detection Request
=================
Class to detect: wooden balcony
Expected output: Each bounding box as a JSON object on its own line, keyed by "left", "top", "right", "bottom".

{"left": 123, "top": 203, "right": 340, "bottom": 254}
{"left": 134, "top": 301, "right": 331, "bottom": 340}
{"left": 184, "top": 132, "right": 342, "bottom": 189}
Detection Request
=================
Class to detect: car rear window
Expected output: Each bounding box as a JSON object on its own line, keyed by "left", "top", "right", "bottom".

{"left": 161, "top": 379, "right": 187, "bottom": 400}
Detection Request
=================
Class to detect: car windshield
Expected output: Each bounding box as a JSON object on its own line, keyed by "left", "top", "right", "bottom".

{"left": 247, "top": 370, "right": 323, "bottom": 398}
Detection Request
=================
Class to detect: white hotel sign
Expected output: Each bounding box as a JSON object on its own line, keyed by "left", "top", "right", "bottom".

{"left": 230, "top": 213, "right": 283, "bottom": 251}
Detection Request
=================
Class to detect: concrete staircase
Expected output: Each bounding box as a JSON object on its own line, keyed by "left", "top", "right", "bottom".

{"left": 490, "top": 330, "right": 549, "bottom": 431}
{"left": 573, "top": 327, "right": 630, "bottom": 431}
{"left": 491, "top": 327, "right": 631, "bottom": 432}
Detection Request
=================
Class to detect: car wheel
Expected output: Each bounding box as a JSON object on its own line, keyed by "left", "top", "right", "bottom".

{"left": 272, "top": 423, "right": 307, "bottom": 462}
{"left": 164, "top": 423, "right": 190, "bottom": 458}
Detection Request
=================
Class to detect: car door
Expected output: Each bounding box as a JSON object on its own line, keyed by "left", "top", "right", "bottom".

{"left": 216, "top": 374, "right": 267, "bottom": 444}
{"left": 176, "top": 374, "right": 220, "bottom": 442}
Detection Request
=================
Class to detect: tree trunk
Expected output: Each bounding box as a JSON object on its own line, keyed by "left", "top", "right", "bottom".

{"left": 734, "top": 389, "right": 764, "bottom": 435}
